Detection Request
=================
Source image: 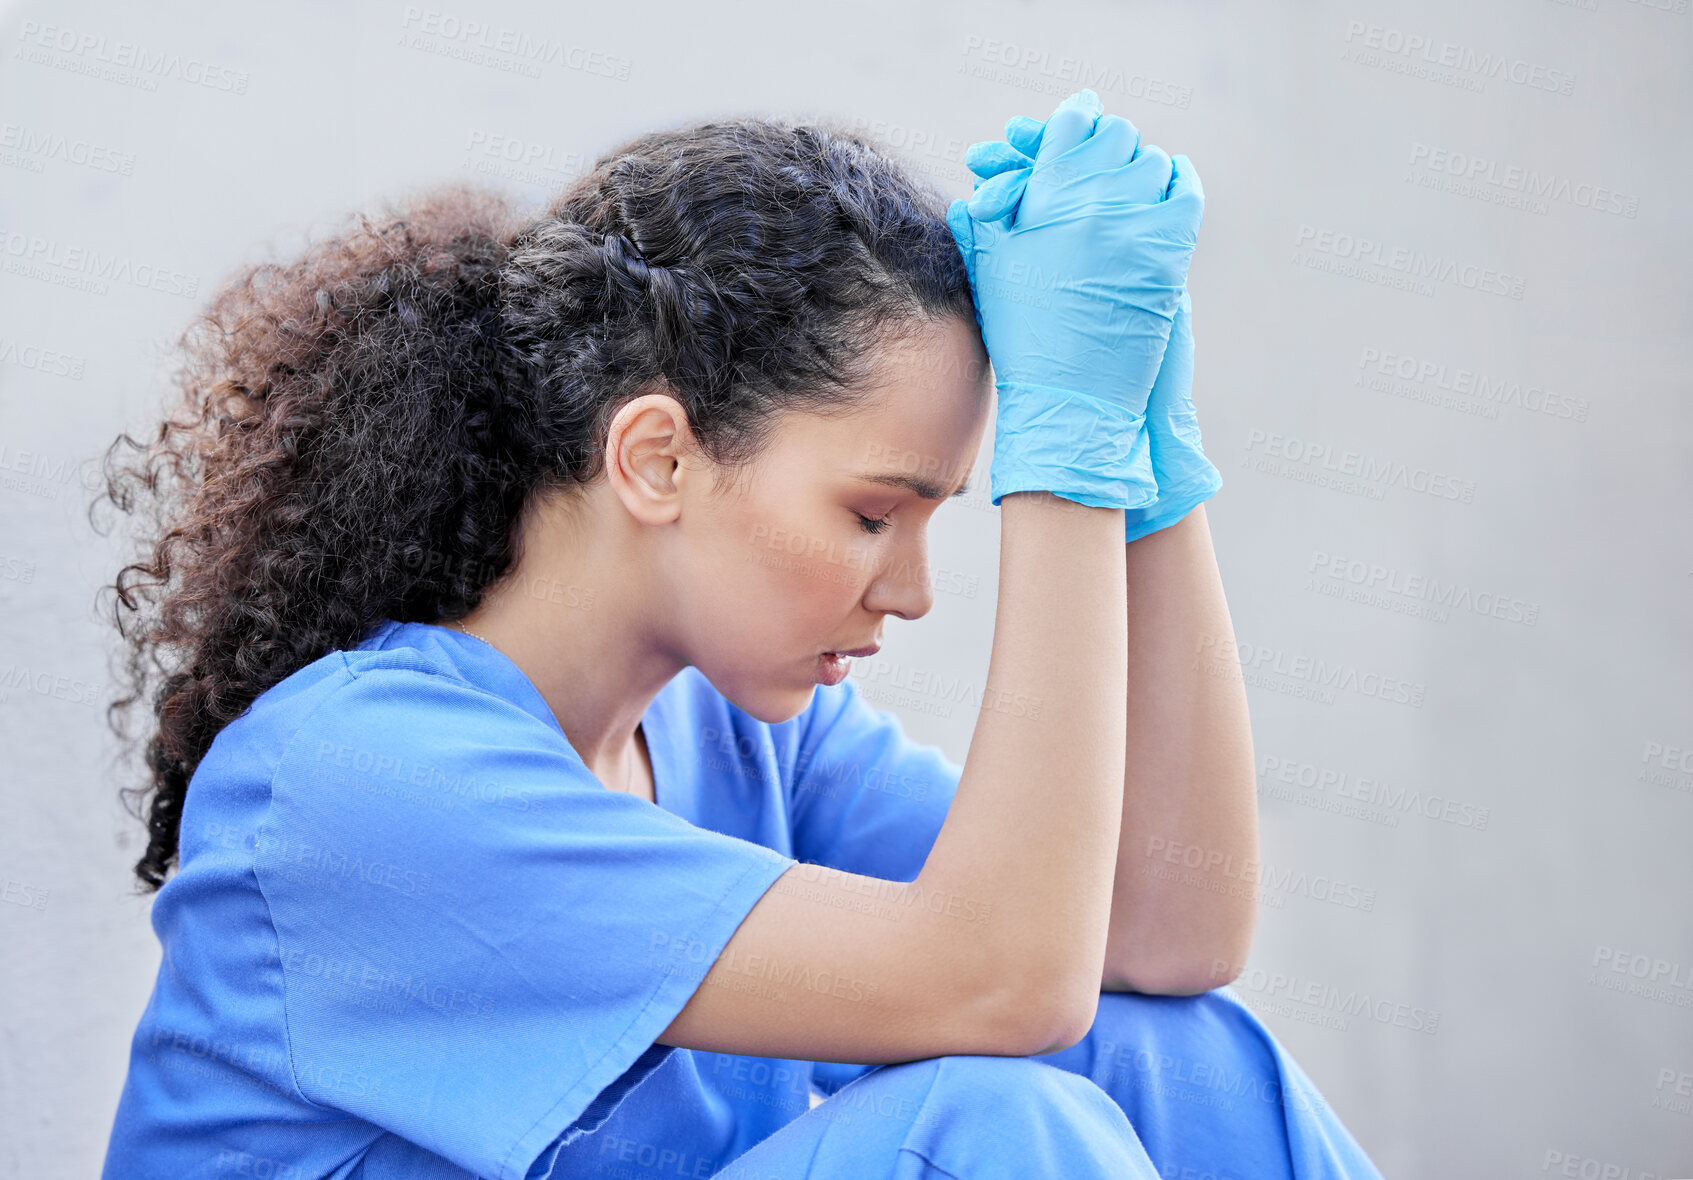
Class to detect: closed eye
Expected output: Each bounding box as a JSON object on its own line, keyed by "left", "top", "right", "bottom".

{"left": 855, "top": 512, "right": 892, "bottom": 536}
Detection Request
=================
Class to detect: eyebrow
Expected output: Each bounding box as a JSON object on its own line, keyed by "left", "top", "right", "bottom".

{"left": 857, "top": 472, "right": 973, "bottom": 500}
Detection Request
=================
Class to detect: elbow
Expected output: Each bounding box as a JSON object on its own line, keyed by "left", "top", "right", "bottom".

{"left": 1010, "top": 971, "right": 1106, "bottom": 1057}
{"left": 1111, "top": 960, "right": 1233, "bottom": 997}
{"left": 1043, "top": 991, "right": 1103, "bottom": 1054}
{"left": 1106, "top": 929, "right": 1258, "bottom": 998}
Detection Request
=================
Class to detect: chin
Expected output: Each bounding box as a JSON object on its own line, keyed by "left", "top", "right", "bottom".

{"left": 740, "top": 686, "right": 817, "bottom": 726}
{"left": 707, "top": 667, "right": 818, "bottom": 726}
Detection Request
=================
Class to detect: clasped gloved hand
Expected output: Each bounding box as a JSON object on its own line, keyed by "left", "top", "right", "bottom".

{"left": 1120, "top": 286, "right": 1223, "bottom": 542}
{"left": 947, "top": 89, "right": 1219, "bottom": 536}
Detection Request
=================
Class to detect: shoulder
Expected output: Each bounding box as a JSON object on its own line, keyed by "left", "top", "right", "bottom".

{"left": 193, "top": 638, "right": 577, "bottom": 843}
{"left": 264, "top": 642, "right": 560, "bottom": 753}
{"left": 269, "top": 648, "right": 577, "bottom": 803}
{"left": 791, "top": 675, "right": 881, "bottom": 754}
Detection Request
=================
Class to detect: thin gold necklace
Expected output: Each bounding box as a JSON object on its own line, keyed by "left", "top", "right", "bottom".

{"left": 453, "top": 619, "right": 636, "bottom": 795}
{"left": 452, "top": 618, "right": 493, "bottom": 645}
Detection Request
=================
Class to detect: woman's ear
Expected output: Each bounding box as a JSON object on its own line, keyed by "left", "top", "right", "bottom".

{"left": 604, "top": 390, "right": 694, "bottom": 525}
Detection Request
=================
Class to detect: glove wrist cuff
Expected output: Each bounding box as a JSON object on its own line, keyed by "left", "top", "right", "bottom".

{"left": 990, "top": 387, "right": 1159, "bottom": 510}
{"left": 1121, "top": 465, "right": 1223, "bottom": 542}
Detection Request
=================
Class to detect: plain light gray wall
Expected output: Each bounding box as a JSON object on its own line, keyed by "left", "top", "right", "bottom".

{"left": 2, "top": 0, "right": 1689, "bottom": 1176}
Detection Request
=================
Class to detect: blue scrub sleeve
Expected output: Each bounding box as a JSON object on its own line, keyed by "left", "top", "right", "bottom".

{"left": 254, "top": 663, "right": 796, "bottom": 1180}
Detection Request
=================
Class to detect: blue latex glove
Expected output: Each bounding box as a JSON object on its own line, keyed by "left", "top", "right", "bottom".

{"left": 947, "top": 90, "right": 1204, "bottom": 511}
{"left": 1120, "top": 289, "right": 1222, "bottom": 541}
{"left": 960, "top": 101, "right": 1221, "bottom": 540}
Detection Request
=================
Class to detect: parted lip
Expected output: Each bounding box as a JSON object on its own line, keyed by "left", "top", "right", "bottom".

{"left": 824, "top": 644, "right": 881, "bottom": 658}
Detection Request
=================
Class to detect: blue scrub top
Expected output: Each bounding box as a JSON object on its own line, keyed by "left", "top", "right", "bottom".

{"left": 103, "top": 620, "right": 961, "bottom": 1179}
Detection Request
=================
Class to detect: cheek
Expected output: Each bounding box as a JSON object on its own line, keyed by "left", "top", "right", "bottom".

{"left": 717, "top": 501, "right": 866, "bottom": 625}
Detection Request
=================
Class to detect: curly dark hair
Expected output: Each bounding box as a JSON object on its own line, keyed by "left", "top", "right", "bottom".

{"left": 92, "top": 115, "right": 978, "bottom": 892}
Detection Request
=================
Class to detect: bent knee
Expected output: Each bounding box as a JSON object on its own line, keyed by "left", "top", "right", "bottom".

{"left": 722, "top": 1054, "right": 1154, "bottom": 1180}
{"left": 836, "top": 1053, "right": 1116, "bottom": 1120}
{"left": 901, "top": 1054, "right": 1153, "bottom": 1176}
{"left": 919, "top": 1053, "right": 1123, "bottom": 1122}
{"left": 1082, "top": 988, "right": 1286, "bottom": 1085}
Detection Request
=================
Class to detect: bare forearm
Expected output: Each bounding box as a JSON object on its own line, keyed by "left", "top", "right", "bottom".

{"left": 919, "top": 491, "right": 1129, "bottom": 1045}
{"left": 1102, "top": 504, "right": 1259, "bottom": 994}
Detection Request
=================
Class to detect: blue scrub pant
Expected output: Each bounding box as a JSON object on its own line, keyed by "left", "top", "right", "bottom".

{"left": 712, "top": 986, "right": 1385, "bottom": 1179}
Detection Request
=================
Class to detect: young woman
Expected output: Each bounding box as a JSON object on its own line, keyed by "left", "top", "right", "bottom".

{"left": 96, "top": 89, "right": 1384, "bottom": 1178}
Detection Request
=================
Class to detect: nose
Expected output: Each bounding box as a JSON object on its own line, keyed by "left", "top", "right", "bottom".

{"left": 863, "top": 529, "right": 935, "bottom": 621}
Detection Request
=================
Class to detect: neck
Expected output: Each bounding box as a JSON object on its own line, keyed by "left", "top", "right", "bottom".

{"left": 455, "top": 490, "right": 682, "bottom": 781}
